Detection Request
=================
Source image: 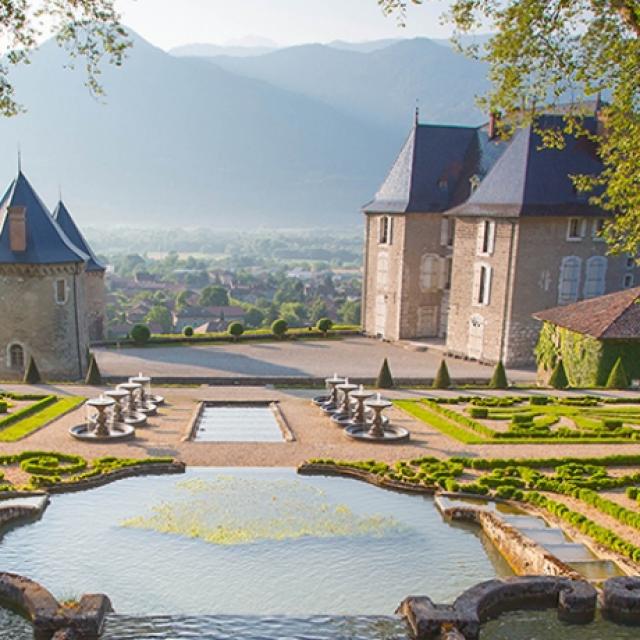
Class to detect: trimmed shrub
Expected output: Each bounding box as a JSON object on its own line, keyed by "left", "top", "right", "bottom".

{"left": 271, "top": 319, "right": 288, "bottom": 339}
{"left": 606, "top": 357, "right": 630, "bottom": 389}
{"left": 23, "top": 356, "right": 41, "bottom": 385}
{"left": 131, "top": 324, "right": 151, "bottom": 346}
{"left": 182, "top": 326, "right": 194, "bottom": 337}
{"left": 489, "top": 360, "right": 508, "bottom": 389}
{"left": 529, "top": 396, "right": 550, "bottom": 405}
{"left": 228, "top": 322, "right": 245, "bottom": 341}
{"left": 601, "top": 418, "right": 623, "bottom": 430}
{"left": 376, "top": 358, "right": 394, "bottom": 389}
{"left": 512, "top": 413, "right": 535, "bottom": 425}
{"left": 316, "top": 317, "right": 333, "bottom": 335}
{"left": 0, "top": 401, "right": 6, "bottom": 414}
{"left": 432, "top": 360, "right": 451, "bottom": 389}
{"left": 468, "top": 407, "right": 488, "bottom": 419}
{"left": 85, "top": 354, "right": 102, "bottom": 386}
{"left": 548, "top": 359, "right": 569, "bottom": 389}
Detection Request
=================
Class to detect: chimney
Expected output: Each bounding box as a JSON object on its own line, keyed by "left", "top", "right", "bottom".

{"left": 8, "top": 206, "right": 26, "bottom": 252}
{"left": 488, "top": 112, "right": 498, "bottom": 140}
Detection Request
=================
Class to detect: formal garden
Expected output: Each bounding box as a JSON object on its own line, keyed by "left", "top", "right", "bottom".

{"left": 396, "top": 394, "right": 640, "bottom": 444}
{"left": 302, "top": 453, "right": 640, "bottom": 565}
{"left": 0, "top": 392, "right": 84, "bottom": 443}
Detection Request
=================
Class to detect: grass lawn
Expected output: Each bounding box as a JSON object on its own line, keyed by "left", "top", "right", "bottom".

{"left": 0, "top": 396, "right": 85, "bottom": 442}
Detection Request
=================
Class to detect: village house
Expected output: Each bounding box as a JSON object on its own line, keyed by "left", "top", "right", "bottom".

{"left": 172, "top": 305, "right": 246, "bottom": 332}
{"left": 362, "top": 106, "right": 639, "bottom": 367}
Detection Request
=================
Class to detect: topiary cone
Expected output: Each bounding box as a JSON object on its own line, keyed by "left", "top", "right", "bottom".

{"left": 432, "top": 359, "right": 451, "bottom": 389}
{"left": 23, "top": 356, "right": 41, "bottom": 385}
{"left": 85, "top": 353, "right": 103, "bottom": 386}
{"left": 606, "top": 357, "right": 629, "bottom": 389}
{"left": 376, "top": 358, "right": 394, "bottom": 389}
{"left": 489, "top": 360, "right": 508, "bottom": 389}
{"left": 548, "top": 358, "right": 569, "bottom": 389}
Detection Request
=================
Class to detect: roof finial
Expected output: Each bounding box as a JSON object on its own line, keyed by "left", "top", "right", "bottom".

{"left": 58, "top": 184, "right": 63, "bottom": 202}
{"left": 17, "top": 145, "right": 21, "bottom": 174}
{"left": 415, "top": 99, "right": 420, "bottom": 126}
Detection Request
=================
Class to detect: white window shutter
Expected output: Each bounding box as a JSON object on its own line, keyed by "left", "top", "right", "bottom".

{"left": 558, "top": 256, "right": 582, "bottom": 304}
{"left": 487, "top": 221, "right": 496, "bottom": 255}
{"left": 440, "top": 218, "right": 449, "bottom": 246}
{"left": 438, "top": 257, "right": 447, "bottom": 289}
{"left": 476, "top": 222, "right": 485, "bottom": 255}
{"left": 484, "top": 266, "right": 492, "bottom": 304}
{"left": 472, "top": 263, "right": 482, "bottom": 304}
{"left": 584, "top": 256, "right": 607, "bottom": 298}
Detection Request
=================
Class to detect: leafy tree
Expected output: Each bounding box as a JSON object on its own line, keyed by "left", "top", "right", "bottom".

{"left": 606, "top": 357, "right": 630, "bottom": 389}
{"left": 549, "top": 358, "right": 569, "bottom": 389}
{"left": 144, "top": 305, "right": 173, "bottom": 333}
{"left": 309, "top": 298, "right": 330, "bottom": 324}
{"left": 274, "top": 279, "right": 305, "bottom": 306}
{"left": 489, "top": 360, "right": 509, "bottom": 390}
{"left": 380, "top": 0, "right": 640, "bottom": 254}
{"left": 243, "top": 305, "right": 265, "bottom": 328}
{"left": 339, "top": 299, "right": 361, "bottom": 325}
{"left": 271, "top": 318, "right": 288, "bottom": 338}
{"left": 228, "top": 322, "right": 245, "bottom": 341}
{"left": 376, "top": 358, "right": 394, "bottom": 389}
{"left": 85, "top": 354, "right": 102, "bottom": 386}
{"left": 200, "top": 285, "right": 229, "bottom": 307}
{"left": 130, "top": 324, "right": 151, "bottom": 346}
{"left": 316, "top": 317, "right": 333, "bottom": 336}
{"left": 433, "top": 360, "right": 451, "bottom": 390}
{"left": 175, "top": 290, "right": 196, "bottom": 311}
{"left": 23, "top": 356, "right": 41, "bottom": 384}
{"left": 279, "top": 302, "right": 307, "bottom": 327}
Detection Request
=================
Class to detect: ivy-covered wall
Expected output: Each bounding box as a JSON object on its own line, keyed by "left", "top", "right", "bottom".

{"left": 535, "top": 321, "right": 640, "bottom": 387}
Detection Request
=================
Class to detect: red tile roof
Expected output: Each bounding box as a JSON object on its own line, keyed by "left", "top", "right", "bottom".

{"left": 533, "top": 287, "right": 640, "bottom": 339}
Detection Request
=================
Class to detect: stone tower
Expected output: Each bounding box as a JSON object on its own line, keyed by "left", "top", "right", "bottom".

{"left": 53, "top": 200, "right": 106, "bottom": 341}
{"left": 0, "top": 172, "right": 90, "bottom": 381}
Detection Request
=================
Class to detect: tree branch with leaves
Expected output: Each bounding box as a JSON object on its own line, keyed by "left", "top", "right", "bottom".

{"left": 379, "top": 0, "right": 640, "bottom": 255}
{"left": 0, "top": 0, "right": 130, "bottom": 116}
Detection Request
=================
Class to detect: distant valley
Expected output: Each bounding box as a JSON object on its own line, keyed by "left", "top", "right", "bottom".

{"left": 0, "top": 30, "right": 488, "bottom": 228}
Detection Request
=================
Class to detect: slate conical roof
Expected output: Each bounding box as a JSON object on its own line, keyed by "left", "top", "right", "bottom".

{"left": 0, "top": 172, "right": 88, "bottom": 266}
{"left": 53, "top": 200, "right": 105, "bottom": 272}
{"left": 363, "top": 120, "right": 507, "bottom": 214}
{"left": 448, "top": 115, "right": 604, "bottom": 218}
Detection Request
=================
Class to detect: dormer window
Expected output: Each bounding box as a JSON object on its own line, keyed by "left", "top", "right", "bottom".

{"left": 437, "top": 178, "right": 448, "bottom": 191}
{"left": 469, "top": 174, "right": 481, "bottom": 194}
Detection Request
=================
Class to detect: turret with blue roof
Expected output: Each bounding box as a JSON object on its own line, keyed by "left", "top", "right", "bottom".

{"left": 53, "top": 199, "right": 105, "bottom": 272}
{"left": 0, "top": 171, "right": 88, "bottom": 265}
{"left": 0, "top": 170, "right": 92, "bottom": 381}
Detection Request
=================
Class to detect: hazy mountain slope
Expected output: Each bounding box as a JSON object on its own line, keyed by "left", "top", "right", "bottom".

{"left": 0, "top": 32, "right": 399, "bottom": 228}
{"left": 170, "top": 42, "right": 277, "bottom": 58}
{"left": 209, "top": 38, "right": 489, "bottom": 130}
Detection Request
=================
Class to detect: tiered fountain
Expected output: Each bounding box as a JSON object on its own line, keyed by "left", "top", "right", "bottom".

{"left": 69, "top": 373, "right": 163, "bottom": 441}
{"left": 315, "top": 375, "right": 409, "bottom": 443}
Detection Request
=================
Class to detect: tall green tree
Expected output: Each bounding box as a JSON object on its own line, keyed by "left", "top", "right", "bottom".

{"left": 0, "top": 1, "right": 130, "bottom": 116}
{"left": 200, "top": 285, "right": 230, "bottom": 307}
{"left": 380, "top": 0, "right": 640, "bottom": 255}
{"left": 145, "top": 305, "right": 173, "bottom": 333}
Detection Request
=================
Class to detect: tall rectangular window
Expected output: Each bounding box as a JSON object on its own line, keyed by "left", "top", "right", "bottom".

{"left": 55, "top": 279, "right": 67, "bottom": 304}
{"left": 558, "top": 256, "right": 582, "bottom": 304}
{"left": 624, "top": 273, "right": 635, "bottom": 289}
{"left": 473, "top": 263, "right": 491, "bottom": 306}
{"left": 567, "top": 218, "right": 585, "bottom": 241}
{"left": 378, "top": 216, "right": 393, "bottom": 245}
{"left": 477, "top": 220, "right": 495, "bottom": 255}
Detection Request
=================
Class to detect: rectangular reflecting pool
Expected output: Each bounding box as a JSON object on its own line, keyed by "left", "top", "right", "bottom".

{"left": 192, "top": 403, "right": 286, "bottom": 442}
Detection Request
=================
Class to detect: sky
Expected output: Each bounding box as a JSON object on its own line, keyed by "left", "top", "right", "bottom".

{"left": 116, "top": 0, "right": 456, "bottom": 50}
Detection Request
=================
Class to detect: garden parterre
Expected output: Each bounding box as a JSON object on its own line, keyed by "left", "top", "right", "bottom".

{"left": 395, "top": 395, "right": 640, "bottom": 444}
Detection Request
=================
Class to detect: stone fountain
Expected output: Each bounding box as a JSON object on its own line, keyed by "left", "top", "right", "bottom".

{"left": 345, "top": 392, "right": 410, "bottom": 442}
{"left": 319, "top": 374, "right": 346, "bottom": 414}
{"left": 69, "top": 395, "right": 135, "bottom": 441}
{"left": 116, "top": 382, "right": 149, "bottom": 427}
{"left": 313, "top": 373, "right": 343, "bottom": 408}
{"left": 129, "top": 373, "right": 165, "bottom": 406}
{"left": 330, "top": 378, "right": 358, "bottom": 423}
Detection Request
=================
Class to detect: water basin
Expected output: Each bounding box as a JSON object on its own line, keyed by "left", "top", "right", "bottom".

{"left": 192, "top": 404, "right": 285, "bottom": 442}
{"left": 0, "top": 468, "right": 512, "bottom": 616}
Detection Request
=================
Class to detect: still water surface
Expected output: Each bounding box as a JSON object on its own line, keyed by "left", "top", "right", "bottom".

{"left": 0, "top": 467, "right": 510, "bottom": 615}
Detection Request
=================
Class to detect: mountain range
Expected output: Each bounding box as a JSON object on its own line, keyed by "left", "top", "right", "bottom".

{"left": 0, "top": 30, "right": 489, "bottom": 228}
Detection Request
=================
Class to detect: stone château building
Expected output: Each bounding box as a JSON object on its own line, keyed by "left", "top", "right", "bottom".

{"left": 0, "top": 171, "right": 106, "bottom": 381}
{"left": 362, "top": 108, "right": 639, "bottom": 367}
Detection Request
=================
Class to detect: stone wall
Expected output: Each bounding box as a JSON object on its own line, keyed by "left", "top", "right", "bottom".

{"left": 83, "top": 271, "right": 106, "bottom": 342}
{"left": 0, "top": 263, "right": 89, "bottom": 381}
{"left": 446, "top": 215, "right": 640, "bottom": 367}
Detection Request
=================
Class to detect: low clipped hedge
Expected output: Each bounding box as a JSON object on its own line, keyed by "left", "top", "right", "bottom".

{"left": 0, "top": 396, "right": 57, "bottom": 430}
